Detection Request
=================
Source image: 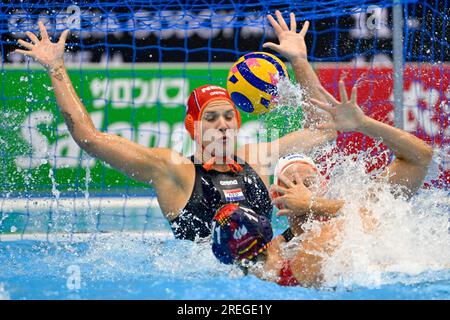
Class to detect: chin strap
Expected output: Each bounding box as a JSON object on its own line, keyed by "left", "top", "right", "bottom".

{"left": 202, "top": 156, "right": 243, "bottom": 173}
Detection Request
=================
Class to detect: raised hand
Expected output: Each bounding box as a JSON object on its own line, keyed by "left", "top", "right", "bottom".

{"left": 263, "top": 10, "right": 309, "bottom": 61}
{"left": 310, "top": 80, "right": 367, "bottom": 132}
{"left": 15, "top": 21, "right": 69, "bottom": 70}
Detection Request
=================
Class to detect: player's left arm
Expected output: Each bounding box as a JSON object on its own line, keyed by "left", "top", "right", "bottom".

{"left": 255, "top": 11, "right": 337, "bottom": 162}
{"left": 312, "top": 80, "right": 433, "bottom": 198}
{"left": 274, "top": 128, "right": 337, "bottom": 158}
{"left": 238, "top": 127, "right": 336, "bottom": 184}
{"left": 263, "top": 10, "right": 332, "bottom": 126}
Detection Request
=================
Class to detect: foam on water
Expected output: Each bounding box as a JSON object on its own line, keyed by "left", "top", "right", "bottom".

{"left": 273, "top": 78, "right": 450, "bottom": 289}
{"left": 27, "top": 233, "right": 242, "bottom": 284}
{"left": 0, "top": 283, "right": 10, "bottom": 300}
{"left": 317, "top": 153, "right": 449, "bottom": 288}
{"left": 1, "top": 76, "right": 448, "bottom": 298}
{"left": 0, "top": 216, "right": 448, "bottom": 299}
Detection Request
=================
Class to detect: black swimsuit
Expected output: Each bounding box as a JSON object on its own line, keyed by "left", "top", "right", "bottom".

{"left": 169, "top": 155, "right": 272, "bottom": 240}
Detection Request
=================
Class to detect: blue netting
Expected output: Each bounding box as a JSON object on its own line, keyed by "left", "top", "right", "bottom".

{"left": 0, "top": 0, "right": 448, "bottom": 237}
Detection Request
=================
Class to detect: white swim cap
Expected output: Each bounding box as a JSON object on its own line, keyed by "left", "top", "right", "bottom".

{"left": 272, "top": 153, "right": 328, "bottom": 216}
{"left": 273, "top": 153, "right": 318, "bottom": 187}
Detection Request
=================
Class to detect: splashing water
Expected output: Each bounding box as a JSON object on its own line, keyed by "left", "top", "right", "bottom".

{"left": 294, "top": 146, "right": 450, "bottom": 289}
{"left": 76, "top": 234, "right": 241, "bottom": 282}
{"left": 262, "top": 78, "right": 306, "bottom": 137}
{"left": 81, "top": 153, "right": 98, "bottom": 231}
{"left": 1, "top": 75, "right": 449, "bottom": 299}
{"left": 271, "top": 78, "right": 450, "bottom": 289}
{"left": 0, "top": 283, "right": 10, "bottom": 300}
{"left": 424, "top": 145, "right": 450, "bottom": 184}
{"left": 1, "top": 174, "right": 448, "bottom": 300}
{"left": 0, "top": 233, "right": 249, "bottom": 299}
{"left": 261, "top": 77, "right": 334, "bottom": 144}
{"left": 48, "top": 166, "right": 60, "bottom": 235}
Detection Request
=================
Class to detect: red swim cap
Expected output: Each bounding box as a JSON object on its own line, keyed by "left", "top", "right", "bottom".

{"left": 184, "top": 85, "right": 242, "bottom": 140}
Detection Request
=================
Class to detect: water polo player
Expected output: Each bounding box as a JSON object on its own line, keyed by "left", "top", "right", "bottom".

{"left": 212, "top": 202, "right": 383, "bottom": 287}
{"left": 269, "top": 80, "right": 433, "bottom": 240}
{"left": 271, "top": 152, "right": 343, "bottom": 236}
{"left": 15, "top": 12, "right": 337, "bottom": 240}
{"left": 211, "top": 203, "right": 330, "bottom": 287}
{"left": 212, "top": 93, "right": 434, "bottom": 287}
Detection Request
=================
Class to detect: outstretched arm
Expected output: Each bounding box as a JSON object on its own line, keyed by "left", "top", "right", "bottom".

{"left": 256, "top": 11, "right": 336, "bottom": 162}
{"left": 15, "top": 22, "right": 190, "bottom": 186}
{"left": 264, "top": 11, "right": 331, "bottom": 125}
{"left": 312, "top": 80, "right": 433, "bottom": 197}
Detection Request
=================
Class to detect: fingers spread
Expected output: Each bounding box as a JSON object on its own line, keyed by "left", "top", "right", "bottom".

{"left": 18, "top": 39, "right": 33, "bottom": 50}
{"left": 25, "top": 31, "right": 39, "bottom": 44}
{"left": 299, "top": 20, "right": 309, "bottom": 37}
{"left": 267, "top": 14, "right": 283, "bottom": 36}
{"left": 14, "top": 49, "right": 34, "bottom": 57}
{"left": 58, "top": 29, "right": 70, "bottom": 45}
{"left": 310, "top": 98, "right": 334, "bottom": 113}
{"left": 270, "top": 184, "right": 288, "bottom": 196}
{"left": 350, "top": 85, "right": 357, "bottom": 103}
{"left": 275, "top": 10, "right": 289, "bottom": 31}
{"left": 38, "top": 21, "right": 49, "bottom": 40}
{"left": 318, "top": 86, "right": 339, "bottom": 105}
{"left": 294, "top": 172, "right": 303, "bottom": 185}
{"left": 278, "top": 173, "right": 295, "bottom": 188}
{"left": 262, "top": 42, "right": 281, "bottom": 53}
{"left": 290, "top": 12, "right": 297, "bottom": 32}
{"left": 339, "top": 80, "right": 348, "bottom": 103}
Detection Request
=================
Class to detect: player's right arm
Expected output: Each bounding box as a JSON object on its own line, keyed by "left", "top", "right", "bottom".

{"left": 15, "top": 22, "right": 192, "bottom": 187}
{"left": 312, "top": 81, "right": 433, "bottom": 198}
{"left": 263, "top": 10, "right": 332, "bottom": 126}
{"left": 242, "top": 11, "right": 336, "bottom": 175}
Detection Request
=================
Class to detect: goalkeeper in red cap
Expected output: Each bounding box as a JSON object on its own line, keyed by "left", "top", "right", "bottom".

{"left": 15, "top": 12, "right": 337, "bottom": 240}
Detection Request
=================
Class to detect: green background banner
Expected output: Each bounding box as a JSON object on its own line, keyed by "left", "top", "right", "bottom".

{"left": 0, "top": 65, "right": 301, "bottom": 195}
